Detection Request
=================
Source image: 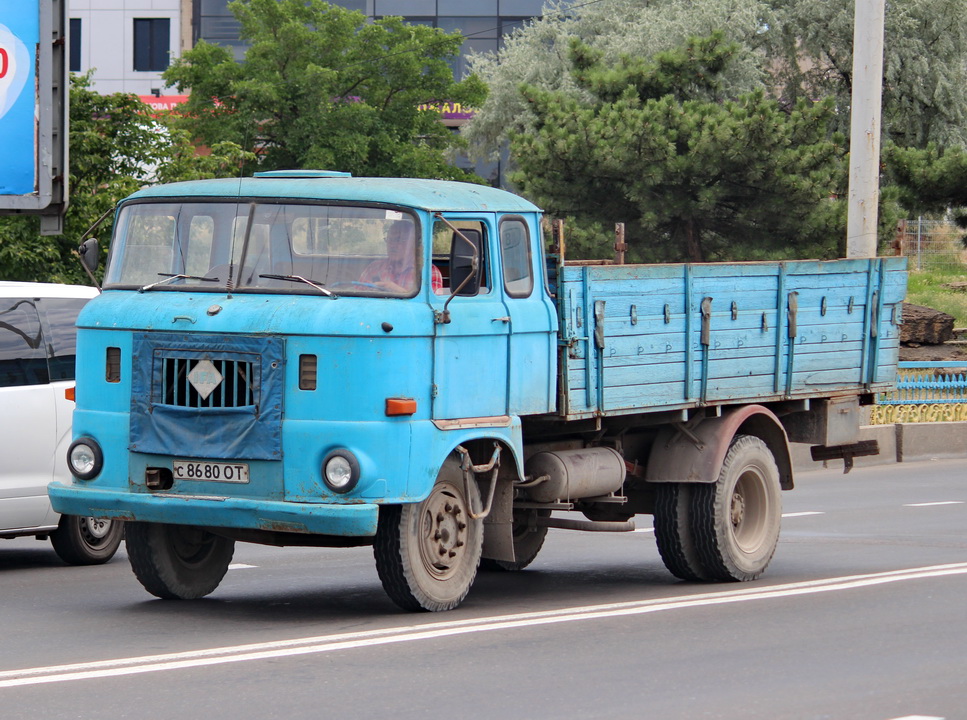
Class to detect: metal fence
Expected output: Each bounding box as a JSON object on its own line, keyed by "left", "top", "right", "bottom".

{"left": 896, "top": 218, "right": 967, "bottom": 272}
{"left": 871, "top": 361, "right": 967, "bottom": 423}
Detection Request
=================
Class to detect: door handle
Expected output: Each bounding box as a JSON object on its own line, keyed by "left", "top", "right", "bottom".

{"left": 492, "top": 316, "right": 511, "bottom": 323}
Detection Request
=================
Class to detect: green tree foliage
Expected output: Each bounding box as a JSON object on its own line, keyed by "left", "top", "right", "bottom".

{"left": 511, "top": 34, "right": 845, "bottom": 263}
{"left": 884, "top": 143, "right": 967, "bottom": 223}
{"left": 465, "top": 0, "right": 772, "bottom": 156}
{"left": 163, "top": 0, "right": 486, "bottom": 179}
{"left": 766, "top": 0, "right": 967, "bottom": 148}
{"left": 0, "top": 75, "right": 252, "bottom": 284}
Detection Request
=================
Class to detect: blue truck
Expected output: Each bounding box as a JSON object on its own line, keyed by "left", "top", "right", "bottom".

{"left": 50, "top": 171, "right": 907, "bottom": 611}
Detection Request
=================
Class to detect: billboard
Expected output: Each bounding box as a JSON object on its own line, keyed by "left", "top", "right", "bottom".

{"left": 0, "top": 0, "right": 68, "bottom": 232}
{"left": 0, "top": 8, "right": 36, "bottom": 194}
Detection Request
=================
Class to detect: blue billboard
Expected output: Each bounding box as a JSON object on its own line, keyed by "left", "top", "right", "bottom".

{"left": 0, "top": 2, "right": 39, "bottom": 196}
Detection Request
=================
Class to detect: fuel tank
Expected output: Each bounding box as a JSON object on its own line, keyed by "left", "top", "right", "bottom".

{"left": 524, "top": 447, "right": 626, "bottom": 503}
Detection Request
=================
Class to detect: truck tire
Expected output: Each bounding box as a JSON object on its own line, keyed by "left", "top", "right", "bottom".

{"left": 125, "top": 522, "right": 235, "bottom": 599}
{"left": 691, "top": 435, "right": 781, "bottom": 581}
{"left": 653, "top": 483, "right": 709, "bottom": 581}
{"left": 50, "top": 515, "right": 124, "bottom": 566}
{"left": 374, "top": 458, "right": 483, "bottom": 611}
{"left": 480, "top": 509, "right": 549, "bottom": 572}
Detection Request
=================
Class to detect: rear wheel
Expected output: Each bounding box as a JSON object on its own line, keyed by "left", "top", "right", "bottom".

{"left": 480, "top": 509, "right": 549, "bottom": 572}
{"left": 374, "top": 458, "right": 483, "bottom": 611}
{"left": 653, "top": 483, "right": 709, "bottom": 581}
{"left": 125, "top": 522, "right": 235, "bottom": 599}
{"left": 691, "top": 435, "right": 782, "bottom": 581}
{"left": 50, "top": 515, "right": 124, "bottom": 565}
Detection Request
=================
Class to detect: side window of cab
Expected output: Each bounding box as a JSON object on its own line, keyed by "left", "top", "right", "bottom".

{"left": 432, "top": 220, "right": 489, "bottom": 296}
{"left": 499, "top": 217, "right": 533, "bottom": 298}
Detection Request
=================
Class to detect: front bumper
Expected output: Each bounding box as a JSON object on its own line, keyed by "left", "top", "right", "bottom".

{"left": 48, "top": 483, "right": 379, "bottom": 537}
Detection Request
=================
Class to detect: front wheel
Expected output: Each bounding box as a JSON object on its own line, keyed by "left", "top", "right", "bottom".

{"left": 50, "top": 515, "right": 124, "bottom": 565}
{"left": 691, "top": 435, "right": 782, "bottom": 581}
{"left": 374, "top": 458, "right": 483, "bottom": 611}
{"left": 125, "top": 522, "right": 235, "bottom": 599}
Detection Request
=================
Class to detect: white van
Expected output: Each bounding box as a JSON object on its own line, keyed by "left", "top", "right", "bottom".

{"left": 0, "top": 282, "right": 123, "bottom": 564}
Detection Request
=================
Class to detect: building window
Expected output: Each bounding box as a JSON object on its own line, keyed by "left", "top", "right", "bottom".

{"left": 69, "top": 19, "right": 82, "bottom": 72}
{"left": 133, "top": 18, "right": 170, "bottom": 72}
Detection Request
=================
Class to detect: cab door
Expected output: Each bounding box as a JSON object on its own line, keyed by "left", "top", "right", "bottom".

{"left": 497, "top": 215, "right": 558, "bottom": 415}
{"left": 430, "top": 214, "right": 510, "bottom": 420}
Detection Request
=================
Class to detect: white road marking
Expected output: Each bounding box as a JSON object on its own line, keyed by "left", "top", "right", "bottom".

{"left": 632, "top": 528, "right": 654, "bottom": 533}
{"left": 228, "top": 563, "right": 257, "bottom": 570}
{"left": 889, "top": 715, "right": 945, "bottom": 720}
{"left": 782, "top": 511, "right": 825, "bottom": 517}
{"left": 904, "top": 501, "right": 964, "bottom": 507}
{"left": 2, "top": 562, "right": 967, "bottom": 689}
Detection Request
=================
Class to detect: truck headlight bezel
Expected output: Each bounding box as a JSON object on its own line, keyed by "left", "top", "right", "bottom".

{"left": 322, "top": 449, "right": 360, "bottom": 493}
{"left": 67, "top": 437, "right": 103, "bottom": 481}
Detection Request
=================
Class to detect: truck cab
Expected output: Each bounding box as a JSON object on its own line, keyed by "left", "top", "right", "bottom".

{"left": 50, "top": 172, "right": 558, "bottom": 610}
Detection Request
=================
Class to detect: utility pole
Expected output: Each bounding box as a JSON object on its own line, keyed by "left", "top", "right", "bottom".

{"left": 846, "top": 0, "right": 886, "bottom": 258}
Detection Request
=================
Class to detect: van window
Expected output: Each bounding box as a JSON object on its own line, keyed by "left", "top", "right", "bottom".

{"left": 43, "top": 298, "right": 89, "bottom": 381}
{"left": 0, "top": 299, "right": 49, "bottom": 387}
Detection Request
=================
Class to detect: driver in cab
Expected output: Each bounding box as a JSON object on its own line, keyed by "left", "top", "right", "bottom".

{"left": 360, "top": 219, "right": 443, "bottom": 294}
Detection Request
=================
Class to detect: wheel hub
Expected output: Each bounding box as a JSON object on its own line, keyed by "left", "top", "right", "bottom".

{"left": 730, "top": 491, "right": 746, "bottom": 529}
{"left": 421, "top": 486, "right": 469, "bottom": 579}
{"left": 82, "top": 516, "right": 111, "bottom": 541}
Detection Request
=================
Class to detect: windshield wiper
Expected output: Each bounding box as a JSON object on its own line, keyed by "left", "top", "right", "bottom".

{"left": 259, "top": 274, "right": 336, "bottom": 297}
{"left": 139, "top": 273, "right": 219, "bottom": 293}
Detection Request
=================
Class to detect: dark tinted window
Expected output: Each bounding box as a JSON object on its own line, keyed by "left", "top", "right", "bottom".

{"left": 69, "top": 18, "right": 82, "bottom": 72}
{"left": 0, "top": 299, "right": 49, "bottom": 388}
{"left": 133, "top": 18, "right": 170, "bottom": 72}
{"left": 42, "top": 298, "right": 89, "bottom": 381}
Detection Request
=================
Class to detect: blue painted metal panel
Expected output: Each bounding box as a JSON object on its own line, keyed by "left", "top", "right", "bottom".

{"left": 558, "top": 257, "right": 906, "bottom": 419}
{"left": 125, "top": 176, "right": 541, "bottom": 214}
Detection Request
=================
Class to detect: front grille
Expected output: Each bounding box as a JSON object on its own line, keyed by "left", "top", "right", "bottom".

{"left": 161, "top": 357, "right": 255, "bottom": 408}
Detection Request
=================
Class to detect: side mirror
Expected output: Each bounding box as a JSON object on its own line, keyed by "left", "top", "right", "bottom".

{"left": 448, "top": 229, "right": 482, "bottom": 297}
{"left": 78, "top": 238, "right": 100, "bottom": 274}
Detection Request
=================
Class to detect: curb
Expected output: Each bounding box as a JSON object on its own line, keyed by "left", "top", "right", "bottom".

{"left": 791, "top": 421, "right": 967, "bottom": 472}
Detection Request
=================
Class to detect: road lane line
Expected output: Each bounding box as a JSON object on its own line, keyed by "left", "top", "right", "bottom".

{"left": 904, "top": 501, "right": 964, "bottom": 507}
{"left": 3, "top": 562, "right": 967, "bottom": 689}
{"left": 782, "top": 511, "right": 825, "bottom": 517}
{"left": 228, "top": 563, "right": 257, "bottom": 570}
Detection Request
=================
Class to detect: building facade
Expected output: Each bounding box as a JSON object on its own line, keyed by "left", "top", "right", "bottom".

{"left": 195, "top": 0, "right": 545, "bottom": 78}
{"left": 69, "top": 0, "right": 546, "bottom": 96}
{"left": 69, "top": 0, "right": 192, "bottom": 95}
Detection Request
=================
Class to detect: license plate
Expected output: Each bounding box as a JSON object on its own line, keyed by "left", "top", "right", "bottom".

{"left": 172, "top": 460, "right": 250, "bottom": 483}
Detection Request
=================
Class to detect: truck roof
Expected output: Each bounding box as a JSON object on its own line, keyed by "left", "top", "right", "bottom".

{"left": 125, "top": 173, "right": 542, "bottom": 214}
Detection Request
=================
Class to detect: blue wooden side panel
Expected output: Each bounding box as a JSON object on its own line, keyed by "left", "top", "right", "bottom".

{"left": 558, "top": 257, "right": 906, "bottom": 419}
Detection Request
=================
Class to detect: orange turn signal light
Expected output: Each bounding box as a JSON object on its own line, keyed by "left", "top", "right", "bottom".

{"left": 65, "top": 386, "right": 76, "bottom": 402}
{"left": 385, "top": 397, "right": 417, "bottom": 416}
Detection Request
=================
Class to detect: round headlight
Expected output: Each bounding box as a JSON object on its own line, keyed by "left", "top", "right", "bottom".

{"left": 68, "top": 438, "right": 103, "bottom": 480}
{"left": 322, "top": 450, "right": 359, "bottom": 493}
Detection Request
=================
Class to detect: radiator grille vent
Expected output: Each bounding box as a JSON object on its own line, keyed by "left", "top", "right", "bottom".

{"left": 161, "top": 357, "right": 255, "bottom": 408}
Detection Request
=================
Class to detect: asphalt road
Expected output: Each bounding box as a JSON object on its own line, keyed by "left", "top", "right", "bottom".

{"left": 2, "top": 458, "right": 966, "bottom": 720}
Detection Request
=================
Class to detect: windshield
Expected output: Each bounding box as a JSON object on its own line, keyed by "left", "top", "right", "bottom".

{"left": 103, "top": 201, "right": 424, "bottom": 297}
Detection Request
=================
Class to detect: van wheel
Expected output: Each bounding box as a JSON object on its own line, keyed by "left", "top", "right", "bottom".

{"left": 125, "top": 522, "right": 235, "bottom": 599}
{"left": 480, "top": 509, "right": 549, "bottom": 572}
{"left": 50, "top": 515, "right": 124, "bottom": 565}
{"left": 691, "top": 435, "right": 782, "bottom": 581}
{"left": 374, "top": 458, "right": 483, "bottom": 611}
{"left": 653, "top": 483, "right": 709, "bottom": 581}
